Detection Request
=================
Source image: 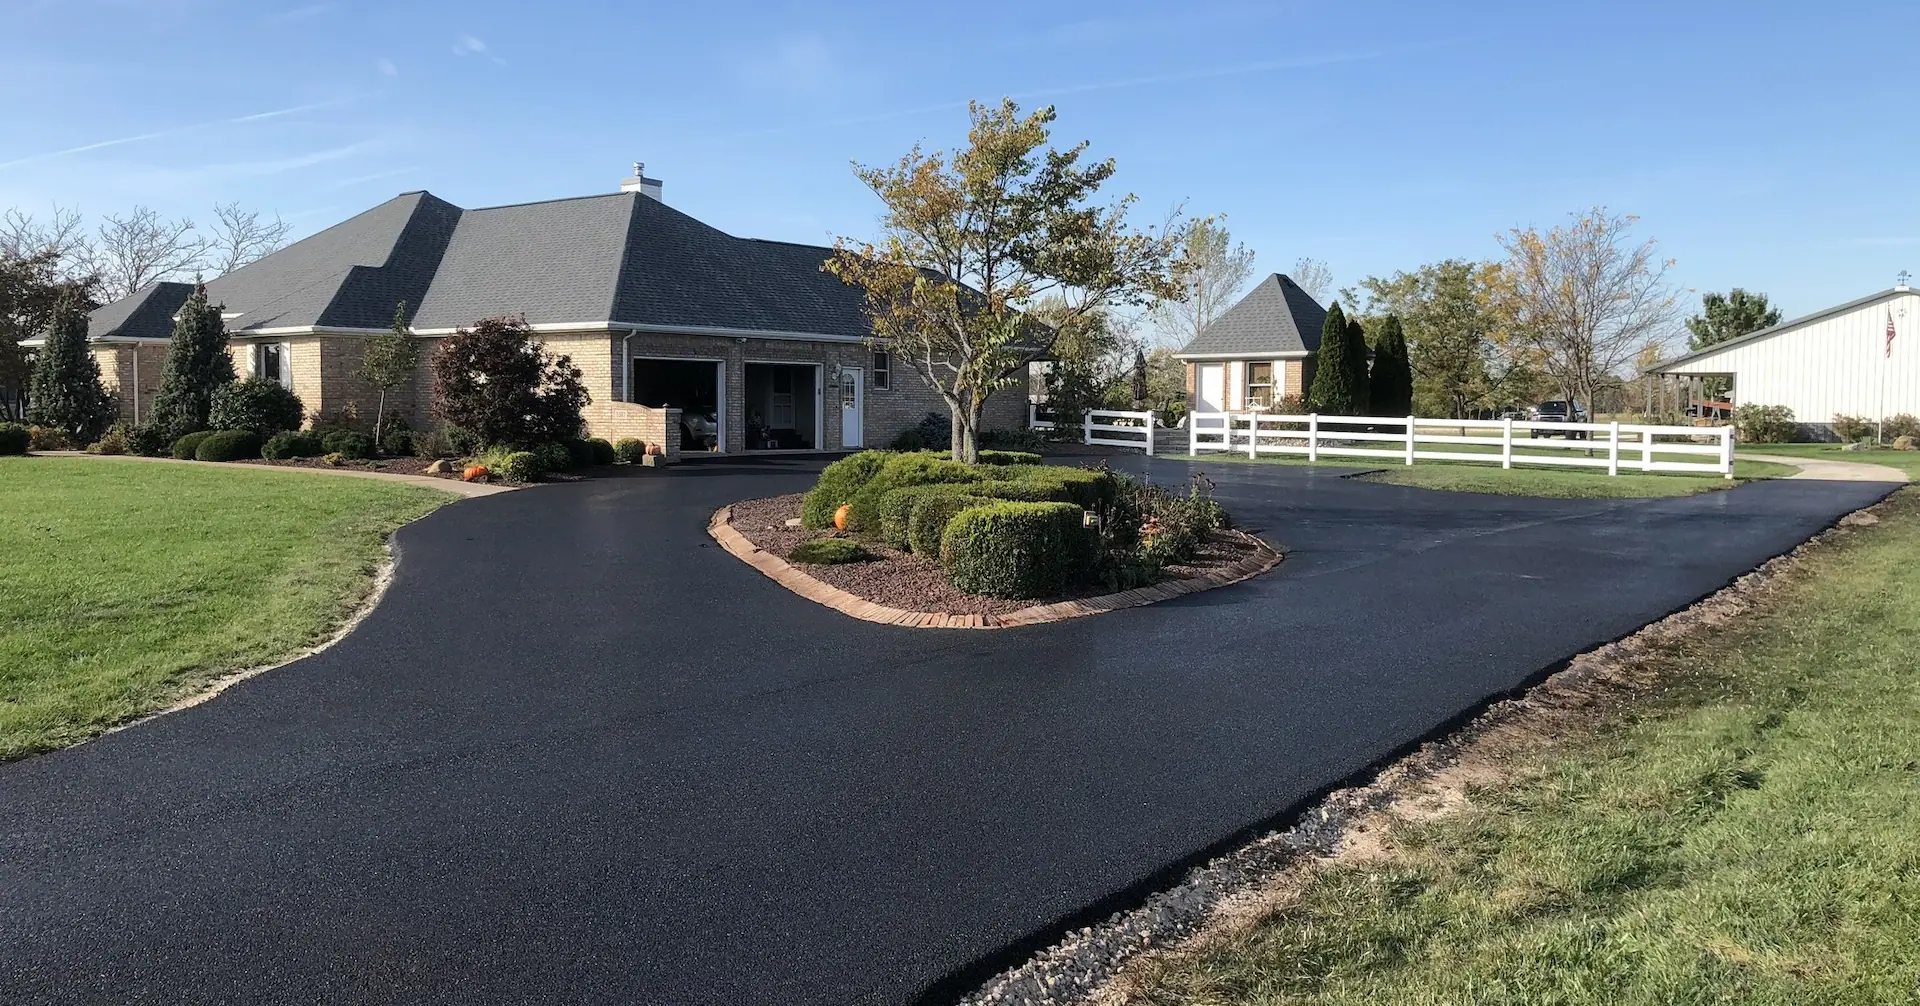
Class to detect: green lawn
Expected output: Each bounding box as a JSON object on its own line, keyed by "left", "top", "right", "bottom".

{"left": 1122, "top": 487, "right": 1920, "bottom": 1005}
{"left": 1168, "top": 453, "right": 1797, "bottom": 499}
{"left": 1742, "top": 442, "right": 1920, "bottom": 479}
{"left": 0, "top": 458, "right": 453, "bottom": 760}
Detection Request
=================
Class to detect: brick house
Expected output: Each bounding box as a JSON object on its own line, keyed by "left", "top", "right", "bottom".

{"left": 1175, "top": 273, "right": 1327, "bottom": 415}
{"left": 82, "top": 167, "right": 1021, "bottom": 454}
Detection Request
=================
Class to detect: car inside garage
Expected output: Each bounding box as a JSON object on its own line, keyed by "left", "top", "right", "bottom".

{"left": 632, "top": 358, "right": 721, "bottom": 451}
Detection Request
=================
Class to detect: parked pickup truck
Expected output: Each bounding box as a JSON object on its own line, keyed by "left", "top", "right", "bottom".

{"left": 1528, "top": 400, "right": 1590, "bottom": 439}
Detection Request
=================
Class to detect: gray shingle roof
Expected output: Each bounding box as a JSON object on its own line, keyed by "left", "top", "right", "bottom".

{"left": 86, "top": 188, "right": 869, "bottom": 341}
{"left": 1175, "top": 274, "right": 1328, "bottom": 357}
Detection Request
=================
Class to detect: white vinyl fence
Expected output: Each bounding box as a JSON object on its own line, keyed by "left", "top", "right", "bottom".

{"left": 1029, "top": 404, "right": 1159, "bottom": 455}
{"left": 1188, "top": 413, "right": 1735, "bottom": 478}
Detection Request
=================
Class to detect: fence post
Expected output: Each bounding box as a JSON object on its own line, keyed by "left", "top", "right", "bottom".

{"left": 1190, "top": 416, "right": 1200, "bottom": 455}
{"left": 1502, "top": 415, "right": 1513, "bottom": 469}
{"left": 1144, "top": 411, "right": 1154, "bottom": 456}
{"left": 1247, "top": 413, "right": 1257, "bottom": 459}
{"left": 1308, "top": 413, "right": 1319, "bottom": 462}
{"left": 1608, "top": 421, "right": 1620, "bottom": 476}
{"left": 1029, "top": 402, "right": 1036, "bottom": 429}
{"left": 1405, "top": 415, "right": 1416, "bottom": 466}
{"left": 1083, "top": 410, "right": 1093, "bottom": 447}
{"left": 1721, "top": 426, "right": 1735, "bottom": 479}
{"left": 1642, "top": 426, "right": 1654, "bottom": 471}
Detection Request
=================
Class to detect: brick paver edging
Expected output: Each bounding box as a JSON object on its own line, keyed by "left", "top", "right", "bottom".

{"left": 707, "top": 506, "right": 1283, "bottom": 629}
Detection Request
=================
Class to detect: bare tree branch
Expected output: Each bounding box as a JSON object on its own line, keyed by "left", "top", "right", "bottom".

{"left": 1290, "top": 256, "right": 1334, "bottom": 304}
{"left": 207, "top": 202, "right": 292, "bottom": 275}
{"left": 2, "top": 205, "right": 98, "bottom": 282}
{"left": 1147, "top": 215, "right": 1254, "bottom": 349}
{"left": 93, "top": 206, "right": 210, "bottom": 301}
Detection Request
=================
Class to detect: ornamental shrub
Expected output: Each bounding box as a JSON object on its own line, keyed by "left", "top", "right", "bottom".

{"left": 801, "top": 450, "right": 894, "bottom": 528}
{"left": 1367, "top": 314, "right": 1414, "bottom": 417}
{"left": 587, "top": 437, "right": 616, "bottom": 465}
{"left": 0, "top": 423, "right": 27, "bottom": 455}
{"left": 1000, "top": 464, "right": 1117, "bottom": 510}
{"left": 789, "top": 538, "right": 872, "bottom": 565}
{"left": 382, "top": 429, "right": 416, "bottom": 458}
{"left": 1884, "top": 414, "right": 1920, "bottom": 441}
{"left": 263, "top": 431, "right": 323, "bottom": 460}
{"left": 28, "top": 291, "right": 117, "bottom": 444}
{"left": 908, "top": 493, "right": 996, "bottom": 558}
{"left": 564, "top": 437, "right": 597, "bottom": 468}
{"left": 535, "top": 441, "right": 573, "bottom": 473}
{"left": 1307, "top": 302, "right": 1367, "bottom": 416}
{"left": 978, "top": 427, "right": 1046, "bottom": 452}
{"left": 877, "top": 484, "right": 987, "bottom": 550}
{"left": 321, "top": 430, "right": 374, "bottom": 460}
{"left": 208, "top": 378, "right": 305, "bottom": 436}
{"left": 1832, "top": 414, "right": 1875, "bottom": 442}
{"left": 124, "top": 422, "right": 169, "bottom": 457}
{"left": 978, "top": 450, "right": 1042, "bottom": 466}
{"left": 496, "top": 450, "right": 542, "bottom": 484}
{"left": 431, "top": 316, "right": 588, "bottom": 446}
{"left": 194, "top": 430, "right": 263, "bottom": 462}
{"left": 842, "top": 452, "right": 984, "bottom": 531}
{"left": 148, "top": 284, "right": 235, "bottom": 442}
{"left": 86, "top": 424, "right": 130, "bottom": 455}
{"left": 1733, "top": 403, "right": 1797, "bottom": 444}
{"left": 26, "top": 425, "right": 70, "bottom": 451}
{"left": 614, "top": 438, "right": 646, "bottom": 463}
{"left": 172, "top": 431, "right": 214, "bottom": 459}
{"left": 941, "top": 502, "right": 1089, "bottom": 599}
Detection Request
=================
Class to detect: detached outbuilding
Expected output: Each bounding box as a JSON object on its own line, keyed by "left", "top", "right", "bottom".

{"left": 1647, "top": 281, "right": 1917, "bottom": 439}
{"left": 1174, "top": 273, "right": 1327, "bottom": 414}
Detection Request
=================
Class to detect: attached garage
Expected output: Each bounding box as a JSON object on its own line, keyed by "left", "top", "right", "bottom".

{"left": 631, "top": 358, "right": 722, "bottom": 451}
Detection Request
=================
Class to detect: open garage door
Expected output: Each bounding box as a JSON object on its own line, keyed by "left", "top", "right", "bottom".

{"left": 632, "top": 358, "right": 722, "bottom": 452}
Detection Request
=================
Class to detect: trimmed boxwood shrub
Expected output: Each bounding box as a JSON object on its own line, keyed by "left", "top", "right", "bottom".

{"left": 533, "top": 441, "right": 573, "bottom": 472}
{"left": 876, "top": 483, "right": 976, "bottom": 549}
{"left": 978, "top": 450, "right": 1042, "bottom": 466}
{"left": 973, "top": 480, "right": 1064, "bottom": 503}
{"left": 496, "top": 450, "right": 542, "bottom": 484}
{"left": 208, "top": 378, "right": 305, "bottom": 437}
{"left": 172, "top": 431, "right": 214, "bottom": 459}
{"left": 194, "top": 430, "right": 263, "bottom": 462}
{"left": 587, "top": 437, "right": 616, "bottom": 465}
{"left": 801, "top": 450, "right": 893, "bottom": 528}
{"left": 842, "top": 452, "right": 984, "bottom": 531}
{"left": 941, "top": 502, "right": 1090, "bottom": 599}
{"left": 908, "top": 493, "right": 996, "bottom": 558}
{"left": 0, "top": 422, "right": 29, "bottom": 455}
{"left": 1001, "top": 464, "right": 1117, "bottom": 510}
{"left": 262, "top": 431, "right": 323, "bottom": 460}
{"left": 321, "top": 430, "right": 374, "bottom": 460}
{"left": 383, "top": 429, "right": 416, "bottom": 457}
{"left": 614, "top": 438, "right": 646, "bottom": 463}
{"left": 124, "top": 422, "right": 168, "bottom": 457}
{"left": 789, "top": 537, "right": 872, "bottom": 565}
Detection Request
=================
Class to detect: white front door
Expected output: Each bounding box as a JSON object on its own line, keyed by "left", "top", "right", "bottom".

{"left": 1197, "top": 364, "right": 1227, "bottom": 413}
{"left": 839, "top": 367, "right": 864, "bottom": 448}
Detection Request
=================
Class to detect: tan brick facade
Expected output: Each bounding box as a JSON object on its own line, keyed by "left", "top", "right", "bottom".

{"left": 92, "top": 344, "right": 170, "bottom": 422}
{"left": 1183, "top": 358, "right": 1309, "bottom": 412}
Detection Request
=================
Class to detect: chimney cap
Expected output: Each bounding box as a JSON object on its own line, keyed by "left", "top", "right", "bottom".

{"left": 620, "top": 161, "right": 664, "bottom": 201}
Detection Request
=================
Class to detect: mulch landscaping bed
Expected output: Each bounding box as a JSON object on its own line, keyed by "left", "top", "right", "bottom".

{"left": 236, "top": 457, "right": 600, "bottom": 482}
{"left": 728, "top": 493, "right": 1269, "bottom": 617}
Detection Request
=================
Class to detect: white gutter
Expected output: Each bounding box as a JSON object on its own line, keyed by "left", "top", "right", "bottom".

{"left": 1175, "top": 351, "right": 1309, "bottom": 360}
{"left": 234, "top": 320, "right": 868, "bottom": 344}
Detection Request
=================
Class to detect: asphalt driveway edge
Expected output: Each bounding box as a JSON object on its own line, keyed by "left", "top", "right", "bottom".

{"left": 930, "top": 480, "right": 1909, "bottom": 1006}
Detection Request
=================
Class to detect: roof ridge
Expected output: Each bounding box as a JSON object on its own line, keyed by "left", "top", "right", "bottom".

{"left": 467, "top": 191, "right": 634, "bottom": 212}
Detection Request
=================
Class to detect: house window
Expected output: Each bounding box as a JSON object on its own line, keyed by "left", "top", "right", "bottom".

{"left": 1247, "top": 361, "right": 1274, "bottom": 408}
{"left": 253, "top": 343, "right": 289, "bottom": 388}
{"left": 871, "top": 351, "right": 890, "bottom": 389}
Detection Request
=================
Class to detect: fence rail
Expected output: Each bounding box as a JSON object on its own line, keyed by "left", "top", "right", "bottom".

{"left": 1029, "top": 405, "right": 1159, "bottom": 454}
{"left": 1188, "top": 412, "right": 1735, "bottom": 478}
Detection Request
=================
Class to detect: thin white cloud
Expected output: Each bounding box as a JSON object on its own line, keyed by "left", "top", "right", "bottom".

{"left": 128, "top": 141, "right": 379, "bottom": 189}
{"left": 453, "top": 34, "right": 506, "bottom": 65}
{"left": 377, "top": 57, "right": 398, "bottom": 77}
{"left": 0, "top": 96, "right": 368, "bottom": 171}
{"left": 269, "top": 3, "right": 336, "bottom": 21}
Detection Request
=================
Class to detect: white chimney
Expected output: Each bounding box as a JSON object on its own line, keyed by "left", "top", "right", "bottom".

{"left": 620, "top": 161, "right": 663, "bottom": 201}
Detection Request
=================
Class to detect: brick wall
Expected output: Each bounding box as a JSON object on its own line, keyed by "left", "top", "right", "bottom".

{"left": 93, "top": 344, "right": 169, "bottom": 422}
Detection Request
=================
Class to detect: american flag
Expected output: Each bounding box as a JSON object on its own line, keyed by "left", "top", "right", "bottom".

{"left": 1890, "top": 309, "right": 1899, "bottom": 359}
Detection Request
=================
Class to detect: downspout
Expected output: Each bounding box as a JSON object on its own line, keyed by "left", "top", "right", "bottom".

{"left": 132, "top": 345, "right": 140, "bottom": 422}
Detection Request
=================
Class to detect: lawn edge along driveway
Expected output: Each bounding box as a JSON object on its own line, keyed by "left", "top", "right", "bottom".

{"left": 0, "top": 457, "right": 458, "bottom": 761}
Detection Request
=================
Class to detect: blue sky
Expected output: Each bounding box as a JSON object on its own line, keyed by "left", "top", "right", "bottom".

{"left": 3, "top": 0, "right": 1913, "bottom": 326}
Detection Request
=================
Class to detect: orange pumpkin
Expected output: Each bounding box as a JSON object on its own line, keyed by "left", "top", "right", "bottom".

{"left": 462, "top": 464, "right": 489, "bottom": 482}
{"left": 645, "top": 442, "right": 664, "bottom": 456}
{"left": 833, "top": 504, "right": 851, "bottom": 530}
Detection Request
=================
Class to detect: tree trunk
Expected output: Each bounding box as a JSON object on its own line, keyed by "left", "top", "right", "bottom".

{"left": 960, "top": 401, "right": 982, "bottom": 464}
{"left": 374, "top": 390, "right": 387, "bottom": 446}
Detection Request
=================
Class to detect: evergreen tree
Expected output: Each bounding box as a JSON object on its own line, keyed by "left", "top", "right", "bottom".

{"left": 148, "top": 284, "right": 234, "bottom": 441}
{"left": 1367, "top": 314, "right": 1414, "bottom": 417}
{"left": 1346, "top": 314, "right": 1371, "bottom": 414}
{"left": 27, "top": 289, "right": 116, "bottom": 442}
{"left": 1307, "top": 302, "right": 1366, "bottom": 415}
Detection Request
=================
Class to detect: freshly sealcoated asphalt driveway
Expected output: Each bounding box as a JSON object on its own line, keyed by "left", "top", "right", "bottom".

{"left": 0, "top": 458, "right": 1898, "bottom": 1005}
